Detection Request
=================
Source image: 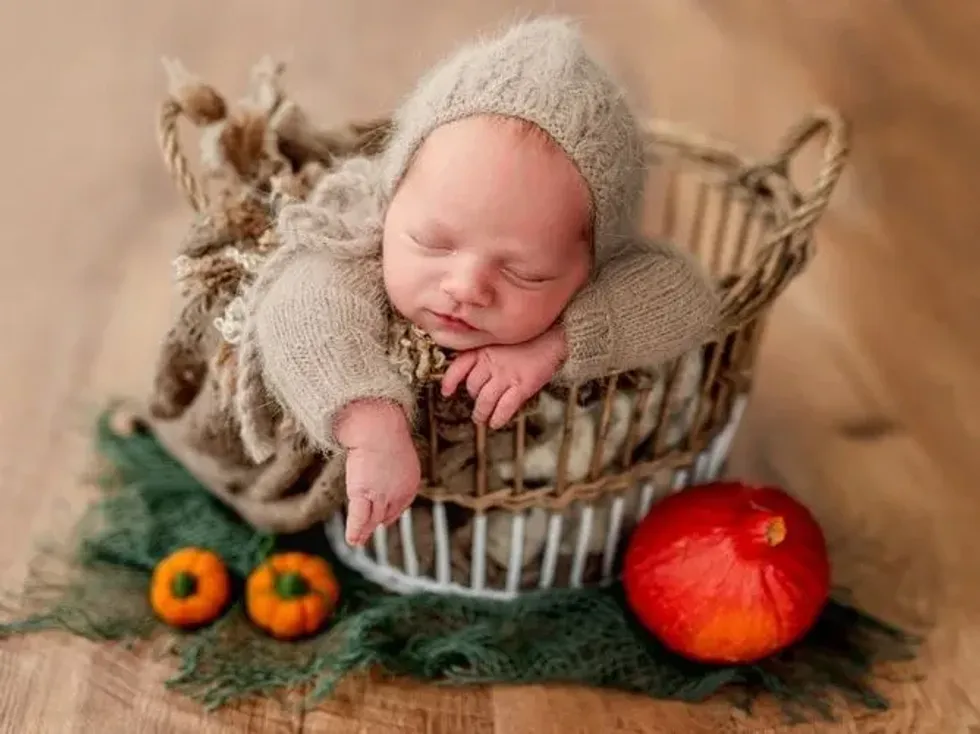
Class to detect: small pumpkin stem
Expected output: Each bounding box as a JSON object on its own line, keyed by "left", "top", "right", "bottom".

{"left": 765, "top": 516, "right": 787, "bottom": 546}
{"left": 275, "top": 571, "right": 309, "bottom": 599}
{"left": 171, "top": 571, "right": 198, "bottom": 599}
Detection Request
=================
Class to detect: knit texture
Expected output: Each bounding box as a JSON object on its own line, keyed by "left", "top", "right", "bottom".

{"left": 238, "top": 158, "right": 417, "bottom": 458}
{"left": 559, "top": 239, "right": 722, "bottom": 383}
{"left": 380, "top": 16, "right": 647, "bottom": 266}
{"left": 253, "top": 251, "right": 416, "bottom": 454}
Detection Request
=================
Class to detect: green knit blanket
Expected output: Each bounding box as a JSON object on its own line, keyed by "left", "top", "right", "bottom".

{"left": 0, "top": 411, "right": 918, "bottom": 724}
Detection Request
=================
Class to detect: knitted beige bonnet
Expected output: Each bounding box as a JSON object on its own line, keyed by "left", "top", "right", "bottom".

{"left": 379, "top": 16, "right": 647, "bottom": 266}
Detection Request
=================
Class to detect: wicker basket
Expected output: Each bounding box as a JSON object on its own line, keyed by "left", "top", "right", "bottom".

{"left": 324, "top": 110, "right": 850, "bottom": 599}
{"left": 150, "top": 60, "right": 847, "bottom": 600}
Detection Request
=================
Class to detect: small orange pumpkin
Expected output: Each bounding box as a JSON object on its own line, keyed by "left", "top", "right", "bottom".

{"left": 150, "top": 547, "right": 231, "bottom": 628}
{"left": 245, "top": 552, "right": 340, "bottom": 639}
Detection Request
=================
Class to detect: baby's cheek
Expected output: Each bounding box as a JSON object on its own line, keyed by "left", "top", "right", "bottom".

{"left": 497, "top": 288, "right": 570, "bottom": 341}
{"left": 382, "top": 251, "right": 420, "bottom": 315}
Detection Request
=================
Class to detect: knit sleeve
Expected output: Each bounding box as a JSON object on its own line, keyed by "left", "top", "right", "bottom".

{"left": 234, "top": 155, "right": 415, "bottom": 460}
{"left": 558, "top": 238, "right": 722, "bottom": 383}
{"left": 252, "top": 250, "right": 416, "bottom": 454}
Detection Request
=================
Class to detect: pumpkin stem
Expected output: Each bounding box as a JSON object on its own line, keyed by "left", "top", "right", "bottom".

{"left": 765, "top": 516, "right": 787, "bottom": 546}
{"left": 275, "top": 571, "right": 309, "bottom": 599}
{"left": 171, "top": 571, "right": 198, "bottom": 599}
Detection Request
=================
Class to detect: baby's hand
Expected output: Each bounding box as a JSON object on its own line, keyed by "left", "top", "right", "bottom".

{"left": 335, "top": 399, "right": 421, "bottom": 546}
{"left": 441, "top": 325, "right": 567, "bottom": 429}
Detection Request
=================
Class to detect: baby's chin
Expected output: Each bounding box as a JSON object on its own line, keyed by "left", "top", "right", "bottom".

{"left": 404, "top": 307, "right": 548, "bottom": 352}
{"left": 418, "top": 319, "right": 527, "bottom": 352}
{"left": 425, "top": 326, "right": 498, "bottom": 352}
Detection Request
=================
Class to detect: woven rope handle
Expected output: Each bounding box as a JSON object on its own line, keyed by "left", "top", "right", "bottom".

{"left": 764, "top": 106, "right": 850, "bottom": 236}
{"left": 719, "top": 107, "right": 850, "bottom": 330}
{"left": 157, "top": 97, "right": 210, "bottom": 213}
{"left": 156, "top": 58, "right": 234, "bottom": 213}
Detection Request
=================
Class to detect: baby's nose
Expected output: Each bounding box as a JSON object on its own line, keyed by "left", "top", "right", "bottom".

{"left": 444, "top": 260, "right": 493, "bottom": 307}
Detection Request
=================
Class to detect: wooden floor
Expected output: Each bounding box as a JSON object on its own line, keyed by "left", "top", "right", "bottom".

{"left": 1, "top": 0, "right": 978, "bottom": 731}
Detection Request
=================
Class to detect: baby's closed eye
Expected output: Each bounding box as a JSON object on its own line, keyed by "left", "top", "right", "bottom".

{"left": 502, "top": 267, "right": 557, "bottom": 286}
{"left": 407, "top": 232, "right": 453, "bottom": 252}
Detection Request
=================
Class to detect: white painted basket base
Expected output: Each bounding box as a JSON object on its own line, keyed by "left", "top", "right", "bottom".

{"left": 325, "top": 395, "right": 747, "bottom": 600}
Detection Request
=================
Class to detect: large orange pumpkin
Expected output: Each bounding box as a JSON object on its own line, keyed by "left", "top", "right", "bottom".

{"left": 622, "top": 481, "right": 830, "bottom": 664}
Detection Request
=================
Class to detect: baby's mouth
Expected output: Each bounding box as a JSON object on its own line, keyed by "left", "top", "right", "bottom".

{"left": 430, "top": 310, "right": 477, "bottom": 332}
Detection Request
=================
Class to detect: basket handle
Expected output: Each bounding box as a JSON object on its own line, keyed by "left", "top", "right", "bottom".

{"left": 769, "top": 107, "right": 849, "bottom": 231}
{"left": 719, "top": 107, "right": 850, "bottom": 330}
{"left": 158, "top": 97, "right": 212, "bottom": 213}
{"left": 157, "top": 58, "right": 231, "bottom": 213}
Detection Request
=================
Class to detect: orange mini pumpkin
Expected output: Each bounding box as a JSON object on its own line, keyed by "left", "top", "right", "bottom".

{"left": 245, "top": 552, "right": 340, "bottom": 639}
{"left": 622, "top": 481, "right": 831, "bottom": 665}
{"left": 150, "top": 547, "right": 231, "bottom": 628}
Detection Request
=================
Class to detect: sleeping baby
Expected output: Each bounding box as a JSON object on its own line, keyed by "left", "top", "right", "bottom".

{"left": 233, "top": 17, "right": 721, "bottom": 546}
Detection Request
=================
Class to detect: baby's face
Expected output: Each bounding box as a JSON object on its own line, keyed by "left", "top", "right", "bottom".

{"left": 382, "top": 116, "right": 591, "bottom": 351}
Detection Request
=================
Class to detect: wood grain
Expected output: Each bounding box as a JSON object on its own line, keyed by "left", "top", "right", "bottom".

{"left": 0, "top": 0, "right": 978, "bottom": 731}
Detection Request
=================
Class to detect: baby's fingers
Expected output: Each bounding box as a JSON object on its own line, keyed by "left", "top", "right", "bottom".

{"left": 345, "top": 497, "right": 372, "bottom": 545}
{"left": 345, "top": 495, "right": 386, "bottom": 546}
{"left": 442, "top": 351, "right": 478, "bottom": 397}
{"left": 382, "top": 491, "right": 415, "bottom": 527}
{"left": 472, "top": 379, "right": 507, "bottom": 425}
{"left": 465, "top": 360, "right": 493, "bottom": 400}
{"left": 489, "top": 386, "right": 527, "bottom": 429}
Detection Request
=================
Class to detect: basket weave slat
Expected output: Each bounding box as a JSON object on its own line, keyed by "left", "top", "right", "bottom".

{"left": 587, "top": 376, "right": 619, "bottom": 481}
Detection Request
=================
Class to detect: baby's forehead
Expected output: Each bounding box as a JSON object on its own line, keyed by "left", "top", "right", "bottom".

{"left": 405, "top": 116, "right": 591, "bottom": 210}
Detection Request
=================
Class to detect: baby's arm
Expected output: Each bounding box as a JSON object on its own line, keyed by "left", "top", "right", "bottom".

{"left": 243, "top": 158, "right": 425, "bottom": 542}
{"left": 252, "top": 247, "right": 422, "bottom": 544}
{"left": 252, "top": 246, "right": 413, "bottom": 452}
{"left": 442, "top": 239, "right": 720, "bottom": 428}
{"left": 558, "top": 238, "right": 721, "bottom": 383}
